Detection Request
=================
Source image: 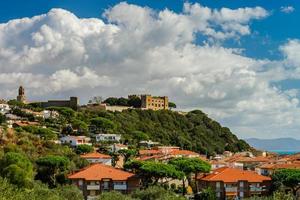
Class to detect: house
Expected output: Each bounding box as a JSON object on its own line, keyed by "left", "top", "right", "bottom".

{"left": 81, "top": 152, "right": 112, "bottom": 166}
{"left": 68, "top": 163, "right": 140, "bottom": 200}
{"left": 95, "top": 134, "right": 121, "bottom": 143}
{"left": 110, "top": 143, "right": 128, "bottom": 153}
{"left": 42, "top": 110, "right": 59, "bottom": 119}
{"left": 139, "top": 140, "right": 160, "bottom": 148}
{"left": 256, "top": 163, "right": 300, "bottom": 176}
{"left": 12, "top": 121, "right": 39, "bottom": 128}
{"left": 60, "top": 135, "right": 92, "bottom": 147}
{"left": 0, "top": 103, "right": 10, "bottom": 115}
{"left": 198, "top": 167, "right": 271, "bottom": 200}
{"left": 137, "top": 146, "right": 203, "bottom": 162}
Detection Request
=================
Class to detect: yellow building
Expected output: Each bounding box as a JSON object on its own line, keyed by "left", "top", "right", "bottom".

{"left": 140, "top": 95, "right": 169, "bottom": 110}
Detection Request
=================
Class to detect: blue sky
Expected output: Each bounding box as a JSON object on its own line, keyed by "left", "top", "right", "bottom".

{"left": 1, "top": 1, "right": 300, "bottom": 139}
{"left": 1, "top": 0, "right": 299, "bottom": 61}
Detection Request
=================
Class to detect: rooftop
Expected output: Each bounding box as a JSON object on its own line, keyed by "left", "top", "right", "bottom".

{"left": 80, "top": 152, "right": 111, "bottom": 159}
{"left": 68, "top": 163, "right": 135, "bottom": 181}
{"left": 200, "top": 167, "right": 271, "bottom": 183}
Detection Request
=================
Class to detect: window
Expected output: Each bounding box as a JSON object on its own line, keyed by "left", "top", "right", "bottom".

{"left": 240, "top": 192, "right": 244, "bottom": 197}
{"left": 240, "top": 182, "right": 244, "bottom": 187}
{"left": 216, "top": 182, "right": 221, "bottom": 189}
{"left": 78, "top": 180, "right": 83, "bottom": 186}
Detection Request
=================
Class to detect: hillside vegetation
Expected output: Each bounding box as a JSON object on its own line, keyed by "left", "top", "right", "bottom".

{"left": 79, "top": 109, "right": 250, "bottom": 155}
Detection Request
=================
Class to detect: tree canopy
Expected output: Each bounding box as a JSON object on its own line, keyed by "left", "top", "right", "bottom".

{"left": 272, "top": 169, "right": 300, "bottom": 194}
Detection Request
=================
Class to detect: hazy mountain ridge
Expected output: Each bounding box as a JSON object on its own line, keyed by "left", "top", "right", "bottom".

{"left": 245, "top": 138, "right": 300, "bottom": 151}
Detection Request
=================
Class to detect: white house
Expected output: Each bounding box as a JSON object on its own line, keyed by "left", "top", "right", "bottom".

{"left": 0, "top": 104, "right": 10, "bottom": 115}
{"left": 110, "top": 143, "right": 128, "bottom": 153}
{"left": 60, "top": 135, "right": 92, "bottom": 147}
{"left": 80, "top": 152, "right": 112, "bottom": 165}
{"left": 43, "top": 110, "right": 59, "bottom": 119}
{"left": 95, "top": 133, "right": 121, "bottom": 142}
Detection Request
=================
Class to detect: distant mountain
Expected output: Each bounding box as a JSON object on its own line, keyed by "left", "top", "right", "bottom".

{"left": 245, "top": 138, "right": 300, "bottom": 152}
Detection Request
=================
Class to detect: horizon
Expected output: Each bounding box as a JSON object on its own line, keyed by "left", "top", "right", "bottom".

{"left": 1, "top": 0, "right": 300, "bottom": 140}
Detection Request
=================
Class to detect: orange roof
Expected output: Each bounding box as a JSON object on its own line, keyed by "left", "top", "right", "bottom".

{"left": 80, "top": 152, "right": 111, "bottom": 159}
{"left": 235, "top": 156, "right": 271, "bottom": 163}
{"left": 139, "top": 149, "right": 161, "bottom": 155}
{"left": 201, "top": 167, "right": 271, "bottom": 183}
{"left": 13, "top": 121, "right": 39, "bottom": 127}
{"left": 68, "top": 163, "right": 135, "bottom": 181}
{"left": 259, "top": 163, "right": 300, "bottom": 170}
{"left": 170, "top": 149, "right": 199, "bottom": 156}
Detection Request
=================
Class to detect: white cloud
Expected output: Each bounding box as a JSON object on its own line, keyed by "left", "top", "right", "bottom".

{"left": 1, "top": 3, "right": 300, "bottom": 139}
{"left": 280, "top": 6, "right": 295, "bottom": 14}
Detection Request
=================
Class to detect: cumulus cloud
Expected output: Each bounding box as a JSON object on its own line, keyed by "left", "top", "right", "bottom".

{"left": 0, "top": 2, "right": 300, "bottom": 139}
{"left": 280, "top": 6, "right": 295, "bottom": 14}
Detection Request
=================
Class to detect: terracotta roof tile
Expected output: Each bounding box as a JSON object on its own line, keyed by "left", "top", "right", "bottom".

{"left": 68, "top": 163, "right": 135, "bottom": 181}
{"left": 80, "top": 152, "right": 111, "bottom": 159}
{"left": 200, "top": 167, "right": 271, "bottom": 183}
{"left": 259, "top": 163, "right": 300, "bottom": 170}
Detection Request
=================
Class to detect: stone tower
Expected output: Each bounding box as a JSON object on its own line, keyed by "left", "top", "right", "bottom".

{"left": 17, "top": 86, "right": 26, "bottom": 103}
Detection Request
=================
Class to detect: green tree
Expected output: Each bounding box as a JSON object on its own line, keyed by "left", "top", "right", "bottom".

{"left": 0, "top": 152, "right": 34, "bottom": 187}
{"left": 36, "top": 155, "right": 70, "bottom": 187}
{"left": 53, "top": 184, "right": 84, "bottom": 200}
{"left": 71, "top": 119, "right": 88, "bottom": 134}
{"left": 195, "top": 187, "right": 216, "bottom": 200}
{"left": 103, "top": 97, "right": 118, "bottom": 106}
{"left": 75, "top": 144, "right": 94, "bottom": 154}
{"left": 168, "top": 102, "right": 177, "bottom": 109}
{"left": 272, "top": 169, "right": 300, "bottom": 195}
{"left": 97, "top": 191, "right": 134, "bottom": 200}
{"left": 90, "top": 117, "right": 116, "bottom": 132}
{"left": 0, "top": 113, "right": 6, "bottom": 124}
{"left": 132, "top": 186, "right": 186, "bottom": 200}
{"left": 118, "top": 149, "right": 137, "bottom": 163}
{"left": 125, "top": 160, "right": 184, "bottom": 187}
{"left": 117, "top": 97, "right": 129, "bottom": 106}
{"left": 128, "top": 96, "right": 141, "bottom": 108}
{"left": 169, "top": 158, "right": 211, "bottom": 194}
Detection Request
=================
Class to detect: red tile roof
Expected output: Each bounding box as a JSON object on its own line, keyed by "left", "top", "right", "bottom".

{"left": 200, "top": 167, "right": 271, "bottom": 183}
{"left": 139, "top": 149, "right": 161, "bottom": 155}
{"left": 259, "top": 163, "right": 300, "bottom": 170}
{"left": 68, "top": 163, "right": 135, "bottom": 181}
{"left": 80, "top": 152, "right": 111, "bottom": 159}
{"left": 170, "top": 149, "right": 200, "bottom": 156}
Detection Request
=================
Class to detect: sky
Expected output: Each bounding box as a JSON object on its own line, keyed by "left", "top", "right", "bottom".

{"left": 0, "top": 0, "right": 300, "bottom": 139}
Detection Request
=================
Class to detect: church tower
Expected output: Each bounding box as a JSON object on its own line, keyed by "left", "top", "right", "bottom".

{"left": 17, "top": 86, "right": 26, "bottom": 103}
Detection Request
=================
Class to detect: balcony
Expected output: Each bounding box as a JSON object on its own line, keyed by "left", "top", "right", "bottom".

{"left": 250, "top": 186, "right": 264, "bottom": 192}
{"left": 87, "top": 185, "right": 100, "bottom": 190}
{"left": 114, "top": 184, "right": 127, "bottom": 190}
{"left": 225, "top": 187, "right": 237, "bottom": 192}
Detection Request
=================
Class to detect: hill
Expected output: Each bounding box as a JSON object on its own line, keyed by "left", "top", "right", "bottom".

{"left": 81, "top": 109, "right": 250, "bottom": 155}
{"left": 245, "top": 138, "right": 300, "bottom": 152}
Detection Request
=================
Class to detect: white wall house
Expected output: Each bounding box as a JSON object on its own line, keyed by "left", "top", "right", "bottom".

{"left": 0, "top": 104, "right": 10, "bottom": 115}
{"left": 80, "top": 152, "right": 112, "bottom": 166}
{"left": 60, "top": 135, "right": 92, "bottom": 147}
{"left": 43, "top": 110, "right": 59, "bottom": 119}
{"left": 110, "top": 143, "right": 128, "bottom": 153}
{"left": 95, "top": 134, "right": 121, "bottom": 142}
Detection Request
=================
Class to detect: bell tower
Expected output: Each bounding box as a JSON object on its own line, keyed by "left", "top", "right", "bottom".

{"left": 17, "top": 86, "right": 26, "bottom": 103}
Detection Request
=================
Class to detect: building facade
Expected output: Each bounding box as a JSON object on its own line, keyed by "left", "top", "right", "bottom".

{"left": 140, "top": 95, "right": 168, "bottom": 110}
{"left": 80, "top": 152, "right": 112, "bottom": 165}
{"left": 40, "top": 97, "right": 78, "bottom": 110}
{"left": 198, "top": 167, "right": 271, "bottom": 200}
{"left": 68, "top": 163, "right": 140, "bottom": 200}
{"left": 17, "top": 86, "right": 26, "bottom": 103}
{"left": 95, "top": 134, "right": 121, "bottom": 142}
{"left": 60, "top": 135, "right": 92, "bottom": 147}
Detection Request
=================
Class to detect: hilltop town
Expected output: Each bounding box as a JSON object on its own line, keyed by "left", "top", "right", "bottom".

{"left": 0, "top": 86, "right": 300, "bottom": 200}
